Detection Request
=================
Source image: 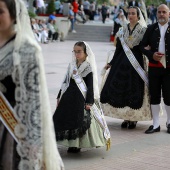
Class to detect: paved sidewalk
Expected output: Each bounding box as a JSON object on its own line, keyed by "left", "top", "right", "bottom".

{"left": 41, "top": 40, "right": 170, "bottom": 170}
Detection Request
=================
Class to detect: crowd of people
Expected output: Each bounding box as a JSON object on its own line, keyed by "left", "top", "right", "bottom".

{"left": 1, "top": 0, "right": 170, "bottom": 169}
{"left": 27, "top": 0, "right": 163, "bottom": 35}
{"left": 30, "top": 16, "right": 64, "bottom": 43}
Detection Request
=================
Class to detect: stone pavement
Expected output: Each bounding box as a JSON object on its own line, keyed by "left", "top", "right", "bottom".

{"left": 41, "top": 40, "right": 170, "bottom": 170}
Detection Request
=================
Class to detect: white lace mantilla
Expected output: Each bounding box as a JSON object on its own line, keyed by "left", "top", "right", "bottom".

{"left": 119, "top": 24, "right": 146, "bottom": 49}
{"left": 77, "top": 60, "right": 92, "bottom": 77}
{"left": 0, "top": 0, "right": 64, "bottom": 169}
{"left": 0, "top": 41, "right": 64, "bottom": 170}
{"left": 0, "top": 41, "right": 43, "bottom": 169}
{"left": 0, "top": 41, "right": 14, "bottom": 80}
{"left": 61, "top": 60, "right": 92, "bottom": 95}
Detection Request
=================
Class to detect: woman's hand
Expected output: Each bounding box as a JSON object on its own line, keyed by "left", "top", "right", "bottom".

{"left": 104, "top": 64, "right": 111, "bottom": 70}
{"left": 85, "top": 104, "right": 91, "bottom": 110}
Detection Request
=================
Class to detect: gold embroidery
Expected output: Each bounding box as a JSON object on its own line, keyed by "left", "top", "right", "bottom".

{"left": 0, "top": 93, "right": 18, "bottom": 140}
{"left": 128, "top": 35, "right": 133, "bottom": 41}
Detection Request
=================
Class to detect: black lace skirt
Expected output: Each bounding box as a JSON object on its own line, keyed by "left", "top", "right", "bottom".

{"left": 53, "top": 79, "right": 91, "bottom": 141}
{"left": 100, "top": 49, "right": 144, "bottom": 110}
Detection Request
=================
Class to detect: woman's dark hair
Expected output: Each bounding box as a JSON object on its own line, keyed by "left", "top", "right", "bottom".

{"left": 128, "top": 6, "right": 140, "bottom": 19}
{"left": 0, "top": 0, "right": 16, "bottom": 21}
{"left": 74, "top": 42, "right": 87, "bottom": 55}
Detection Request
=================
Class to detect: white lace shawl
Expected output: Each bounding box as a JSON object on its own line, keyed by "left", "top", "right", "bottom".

{"left": 5, "top": 0, "right": 64, "bottom": 169}
{"left": 84, "top": 42, "right": 100, "bottom": 99}
{"left": 60, "top": 42, "right": 100, "bottom": 100}
{"left": 116, "top": 7, "right": 147, "bottom": 48}
{"left": 126, "top": 7, "right": 147, "bottom": 28}
{"left": 120, "top": 23, "right": 147, "bottom": 48}
{"left": 60, "top": 60, "right": 92, "bottom": 99}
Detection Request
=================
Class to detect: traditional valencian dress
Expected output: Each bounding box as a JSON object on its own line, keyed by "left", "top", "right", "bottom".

{"left": 0, "top": 0, "right": 64, "bottom": 170}
{"left": 53, "top": 43, "right": 110, "bottom": 150}
{"left": 0, "top": 37, "right": 63, "bottom": 170}
{"left": 100, "top": 23, "right": 151, "bottom": 121}
{"left": 0, "top": 37, "right": 19, "bottom": 170}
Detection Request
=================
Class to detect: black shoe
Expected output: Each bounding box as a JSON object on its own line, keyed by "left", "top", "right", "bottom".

{"left": 67, "top": 147, "right": 81, "bottom": 153}
{"left": 167, "top": 124, "right": 170, "bottom": 134}
{"left": 128, "top": 121, "right": 137, "bottom": 129}
{"left": 121, "top": 121, "right": 129, "bottom": 128}
{"left": 145, "top": 125, "right": 160, "bottom": 134}
{"left": 67, "top": 147, "right": 72, "bottom": 152}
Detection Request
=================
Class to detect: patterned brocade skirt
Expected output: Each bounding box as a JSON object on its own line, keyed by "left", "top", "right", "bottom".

{"left": 101, "top": 84, "right": 152, "bottom": 121}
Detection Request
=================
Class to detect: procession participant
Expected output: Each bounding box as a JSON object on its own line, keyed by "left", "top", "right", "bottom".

{"left": 140, "top": 4, "right": 170, "bottom": 134}
{"left": 100, "top": 7, "right": 151, "bottom": 129}
{"left": 0, "top": 0, "right": 64, "bottom": 169}
{"left": 53, "top": 41, "right": 110, "bottom": 153}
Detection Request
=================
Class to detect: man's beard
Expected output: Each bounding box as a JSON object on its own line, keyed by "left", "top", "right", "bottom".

{"left": 158, "top": 18, "right": 167, "bottom": 24}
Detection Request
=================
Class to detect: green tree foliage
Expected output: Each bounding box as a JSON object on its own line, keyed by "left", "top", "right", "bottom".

{"left": 28, "top": 10, "right": 37, "bottom": 18}
{"left": 145, "top": 0, "right": 166, "bottom": 6}
{"left": 94, "top": 0, "right": 166, "bottom": 6}
{"left": 46, "top": 0, "right": 55, "bottom": 14}
{"left": 96, "top": 0, "right": 109, "bottom": 5}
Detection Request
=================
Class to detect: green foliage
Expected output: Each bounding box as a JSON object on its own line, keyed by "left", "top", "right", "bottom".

{"left": 145, "top": 0, "right": 166, "bottom": 6}
{"left": 28, "top": 10, "right": 37, "bottom": 18}
{"left": 95, "top": 0, "right": 166, "bottom": 6}
{"left": 96, "top": 0, "right": 109, "bottom": 5}
{"left": 46, "top": 0, "right": 56, "bottom": 14}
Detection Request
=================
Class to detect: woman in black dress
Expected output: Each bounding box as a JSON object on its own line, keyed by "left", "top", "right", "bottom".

{"left": 100, "top": 7, "right": 151, "bottom": 129}
{"left": 53, "top": 41, "right": 110, "bottom": 153}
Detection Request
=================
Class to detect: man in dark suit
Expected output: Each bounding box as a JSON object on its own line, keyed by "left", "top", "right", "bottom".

{"left": 128, "top": 0, "right": 139, "bottom": 7}
{"left": 140, "top": 4, "right": 170, "bottom": 134}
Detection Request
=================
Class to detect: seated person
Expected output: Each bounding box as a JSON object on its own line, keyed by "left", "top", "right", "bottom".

{"left": 52, "top": 20, "right": 64, "bottom": 41}
{"left": 31, "top": 18, "right": 42, "bottom": 42}
{"left": 38, "top": 19, "right": 49, "bottom": 44}
{"left": 47, "top": 19, "right": 58, "bottom": 42}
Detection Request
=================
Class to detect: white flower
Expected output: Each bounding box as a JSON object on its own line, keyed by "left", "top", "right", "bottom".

{"left": 16, "top": 143, "right": 29, "bottom": 157}
{"left": 15, "top": 87, "right": 21, "bottom": 102}
{"left": 19, "top": 160, "right": 33, "bottom": 170}
{"left": 15, "top": 123, "right": 27, "bottom": 138}
{"left": 0, "top": 82, "right": 7, "bottom": 93}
